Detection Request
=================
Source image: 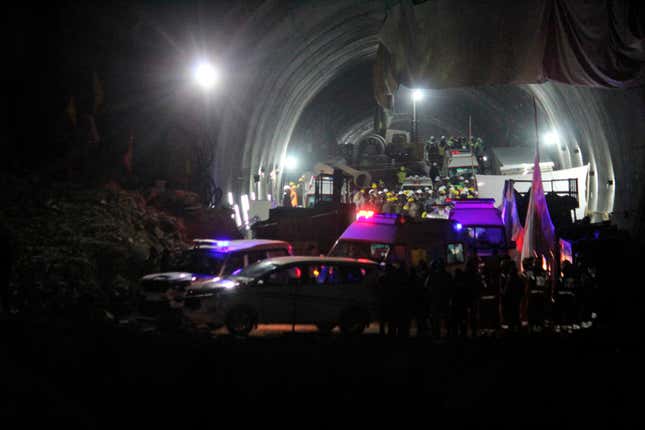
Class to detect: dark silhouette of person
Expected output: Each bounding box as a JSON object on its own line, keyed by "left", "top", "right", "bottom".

{"left": 425, "top": 258, "right": 454, "bottom": 339}
{"left": 479, "top": 258, "right": 502, "bottom": 335}
{"left": 556, "top": 259, "right": 577, "bottom": 329}
{"left": 527, "top": 259, "right": 548, "bottom": 332}
{"left": 451, "top": 269, "right": 468, "bottom": 337}
{"left": 377, "top": 263, "right": 397, "bottom": 336}
{"left": 411, "top": 260, "right": 430, "bottom": 336}
{"left": 501, "top": 260, "right": 524, "bottom": 332}
{"left": 393, "top": 261, "right": 412, "bottom": 338}
{"left": 464, "top": 257, "right": 482, "bottom": 337}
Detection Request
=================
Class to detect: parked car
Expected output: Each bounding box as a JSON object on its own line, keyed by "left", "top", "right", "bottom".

{"left": 138, "top": 239, "right": 292, "bottom": 315}
{"left": 182, "top": 256, "right": 379, "bottom": 335}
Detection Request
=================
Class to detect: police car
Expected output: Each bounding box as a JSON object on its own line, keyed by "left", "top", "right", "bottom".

{"left": 139, "top": 239, "right": 292, "bottom": 314}
{"left": 182, "top": 256, "right": 379, "bottom": 335}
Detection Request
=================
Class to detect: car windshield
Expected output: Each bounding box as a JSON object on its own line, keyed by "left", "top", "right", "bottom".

{"left": 234, "top": 260, "right": 278, "bottom": 278}
{"left": 174, "top": 249, "right": 226, "bottom": 276}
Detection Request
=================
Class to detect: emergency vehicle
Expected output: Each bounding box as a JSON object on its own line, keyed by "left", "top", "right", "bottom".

{"left": 400, "top": 175, "right": 433, "bottom": 192}
{"left": 448, "top": 199, "right": 509, "bottom": 256}
{"left": 139, "top": 239, "right": 292, "bottom": 314}
{"left": 443, "top": 150, "right": 479, "bottom": 178}
{"left": 328, "top": 211, "right": 468, "bottom": 270}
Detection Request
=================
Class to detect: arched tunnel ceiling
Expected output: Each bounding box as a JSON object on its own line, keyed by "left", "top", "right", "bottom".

{"left": 207, "top": 0, "right": 643, "bottom": 234}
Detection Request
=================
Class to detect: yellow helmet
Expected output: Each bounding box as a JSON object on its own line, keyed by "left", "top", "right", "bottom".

{"left": 407, "top": 197, "right": 415, "bottom": 203}
{"left": 371, "top": 183, "right": 378, "bottom": 189}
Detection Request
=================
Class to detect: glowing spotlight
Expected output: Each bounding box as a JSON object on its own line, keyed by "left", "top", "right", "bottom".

{"left": 193, "top": 61, "right": 218, "bottom": 90}
{"left": 285, "top": 155, "right": 298, "bottom": 171}
{"left": 543, "top": 131, "right": 560, "bottom": 146}
{"left": 411, "top": 89, "right": 424, "bottom": 102}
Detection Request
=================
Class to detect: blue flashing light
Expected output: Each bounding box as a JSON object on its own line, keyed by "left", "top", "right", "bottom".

{"left": 215, "top": 240, "right": 230, "bottom": 247}
{"left": 454, "top": 223, "right": 463, "bottom": 232}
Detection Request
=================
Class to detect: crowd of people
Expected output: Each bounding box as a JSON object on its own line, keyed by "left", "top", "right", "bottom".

{"left": 425, "top": 135, "right": 486, "bottom": 161}
{"left": 374, "top": 253, "right": 599, "bottom": 338}
{"left": 352, "top": 173, "right": 480, "bottom": 220}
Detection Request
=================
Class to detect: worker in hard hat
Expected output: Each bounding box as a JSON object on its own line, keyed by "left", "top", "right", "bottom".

{"left": 353, "top": 188, "right": 366, "bottom": 209}
{"left": 407, "top": 197, "right": 420, "bottom": 219}
{"left": 282, "top": 185, "right": 291, "bottom": 207}
{"left": 397, "top": 166, "right": 407, "bottom": 186}
{"left": 290, "top": 183, "right": 298, "bottom": 207}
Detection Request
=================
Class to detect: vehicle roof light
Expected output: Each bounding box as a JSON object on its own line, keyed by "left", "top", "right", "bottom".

{"left": 215, "top": 240, "right": 230, "bottom": 247}
{"left": 356, "top": 210, "right": 375, "bottom": 220}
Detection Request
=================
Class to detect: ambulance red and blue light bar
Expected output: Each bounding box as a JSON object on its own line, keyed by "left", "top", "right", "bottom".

{"left": 355, "top": 211, "right": 399, "bottom": 224}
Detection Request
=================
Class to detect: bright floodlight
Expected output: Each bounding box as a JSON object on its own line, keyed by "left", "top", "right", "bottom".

{"left": 411, "top": 89, "right": 424, "bottom": 102}
{"left": 194, "top": 61, "right": 218, "bottom": 90}
{"left": 543, "top": 131, "right": 560, "bottom": 146}
{"left": 285, "top": 155, "right": 298, "bottom": 171}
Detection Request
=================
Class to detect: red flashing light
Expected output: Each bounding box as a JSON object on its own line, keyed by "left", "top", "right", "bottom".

{"left": 356, "top": 210, "right": 375, "bottom": 220}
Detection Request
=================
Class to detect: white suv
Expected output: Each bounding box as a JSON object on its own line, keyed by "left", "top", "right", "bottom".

{"left": 139, "top": 239, "right": 292, "bottom": 314}
{"left": 183, "top": 256, "right": 379, "bottom": 335}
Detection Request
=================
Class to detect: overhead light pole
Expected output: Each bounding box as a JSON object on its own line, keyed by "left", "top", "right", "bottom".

{"left": 191, "top": 59, "right": 220, "bottom": 206}
{"left": 411, "top": 89, "right": 424, "bottom": 161}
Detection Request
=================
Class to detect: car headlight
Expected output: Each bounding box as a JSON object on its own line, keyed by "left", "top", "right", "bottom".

{"left": 218, "top": 280, "right": 238, "bottom": 289}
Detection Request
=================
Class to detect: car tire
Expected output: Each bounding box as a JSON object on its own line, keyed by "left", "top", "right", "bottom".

{"left": 339, "top": 308, "right": 367, "bottom": 335}
{"left": 225, "top": 307, "right": 256, "bottom": 336}
{"left": 316, "top": 322, "right": 335, "bottom": 334}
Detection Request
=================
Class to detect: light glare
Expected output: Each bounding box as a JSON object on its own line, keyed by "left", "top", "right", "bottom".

{"left": 411, "top": 89, "right": 424, "bottom": 102}
{"left": 543, "top": 131, "right": 560, "bottom": 146}
{"left": 194, "top": 61, "right": 218, "bottom": 89}
{"left": 285, "top": 155, "right": 298, "bottom": 171}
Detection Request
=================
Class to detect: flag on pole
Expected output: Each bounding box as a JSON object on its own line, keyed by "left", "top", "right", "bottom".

{"left": 521, "top": 150, "right": 556, "bottom": 262}
{"left": 501, "top": 180, "right": 524, "bottom": 252}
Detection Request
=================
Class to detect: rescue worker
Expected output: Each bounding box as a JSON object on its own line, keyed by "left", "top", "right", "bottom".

{"left": 289, "top": 183, "right": 298, "bottom": 207}
{"left": 282, "top": 185, "right": 291, "bottom": 207}
{"left": 397, "top": 166, "right": 407, "bottom": 187}
{"left": 407, "top": 197, "right": 420, "bottom": 219}
{"left": 353, "top": 188, "right": 366, "bottom": 209}
{"left": 429, "top": 162, "right": 440, "bottom": 180}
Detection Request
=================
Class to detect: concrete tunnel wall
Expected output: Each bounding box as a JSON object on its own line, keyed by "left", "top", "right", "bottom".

{"left": 213, "top": 1, "right": 645, "bottom": 238}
